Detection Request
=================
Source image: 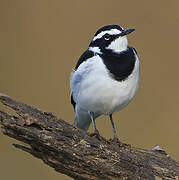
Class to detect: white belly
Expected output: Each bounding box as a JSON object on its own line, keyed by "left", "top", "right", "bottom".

{"left": 71, "top": 55, "right": 139, "bottom": 115}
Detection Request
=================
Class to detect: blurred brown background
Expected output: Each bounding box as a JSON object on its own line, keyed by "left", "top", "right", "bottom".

{"left": 0, "top": 0, "right": 179, "bottom": 179}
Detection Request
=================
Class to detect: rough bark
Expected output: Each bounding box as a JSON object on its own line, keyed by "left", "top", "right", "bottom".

{"left": 0, "top": 94, "right": 178, "bottom": 180}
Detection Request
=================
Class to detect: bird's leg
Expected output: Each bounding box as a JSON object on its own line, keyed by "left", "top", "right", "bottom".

{"left": 109, "top": 114, "right": 120, "bottom": 143}
{"left": 88, "top": 111, "right": 100, "bottom": 136}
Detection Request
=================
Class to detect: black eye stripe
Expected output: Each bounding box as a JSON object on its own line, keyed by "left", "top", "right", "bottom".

{"left": 104, "top": 34, "right": 111, "bottom": 40}
{"left": 103, "top": 33, "right": 120, "bottom": 41}
{"left": 89, "top": 32, "right": 120, "bottom": 48}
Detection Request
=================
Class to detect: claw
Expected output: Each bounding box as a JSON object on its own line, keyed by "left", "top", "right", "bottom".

{"left": 90, "top": 130, "right": 105, "bottom": 141}
{"left": 90, "top": 129, "right": 100, "bottom": 137}
{"left": 111, "top": 137, "right": 121, "bottom": 146}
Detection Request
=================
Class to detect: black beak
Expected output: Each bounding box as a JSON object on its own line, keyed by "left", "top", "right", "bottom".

{"left": 119, "top": 28, "right": 135, "bottom": 37}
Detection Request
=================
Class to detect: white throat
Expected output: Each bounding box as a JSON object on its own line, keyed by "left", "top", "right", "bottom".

{"left": 106, "top": 36, "right": 128, "bottom": 53}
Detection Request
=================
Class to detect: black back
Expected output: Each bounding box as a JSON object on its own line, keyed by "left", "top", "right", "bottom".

{"left": 74, "top": 50, "right": 94, "bottom": 70}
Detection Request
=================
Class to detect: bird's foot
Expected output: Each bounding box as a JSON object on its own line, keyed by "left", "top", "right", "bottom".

{"left": 110, "top": 138, "right": 131, "bottom": 148}
{"left": 90, "top": 129, "right": 103, "bottom": 141}
{"left": 90, "top": 129, "right": 100, "bottom": 137}
{"left": 111, "top": 137, "right": 121, "bottom": 146}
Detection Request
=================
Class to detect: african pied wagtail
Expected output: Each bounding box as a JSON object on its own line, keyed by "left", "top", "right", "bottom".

{"left": 70, "top": 25, "right": 139, "bottom": 142}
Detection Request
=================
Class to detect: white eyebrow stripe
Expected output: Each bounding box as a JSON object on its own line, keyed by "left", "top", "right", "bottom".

{"left": 92, "top": 29, "right": 122, "bottom": 41}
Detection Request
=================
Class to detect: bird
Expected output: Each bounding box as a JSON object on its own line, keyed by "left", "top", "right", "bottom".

{"left": 70, "top": 25, "right": 139, "bottom": 142}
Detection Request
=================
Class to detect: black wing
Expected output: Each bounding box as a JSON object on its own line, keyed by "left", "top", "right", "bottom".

{"left": 71, "top": 49, "right": 94, "bottom": 110}
{"left": 71, "top": 94, "right": 76, "bottom": 110}
{"left": 132, "top": 47, "right": 138, "bottom": 55}
{"left": 75, "top": 49, "right": 94, "bottom": 70}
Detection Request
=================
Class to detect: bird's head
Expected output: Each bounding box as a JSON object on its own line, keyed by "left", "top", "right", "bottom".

{"left": 89, "top": 25, "right": 135, "bottom": 54}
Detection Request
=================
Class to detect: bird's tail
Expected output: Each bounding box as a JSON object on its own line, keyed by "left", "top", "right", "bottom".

{"left": 73, "top": 105, "right": 92, "bottom": 131}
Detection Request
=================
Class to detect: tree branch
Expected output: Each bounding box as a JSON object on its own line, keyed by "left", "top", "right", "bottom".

{"left": 0, "top": 94, "right": 179, "bottom": 180}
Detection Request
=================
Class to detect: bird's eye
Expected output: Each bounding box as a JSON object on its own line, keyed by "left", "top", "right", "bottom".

{"left": 104, "top": 34, "right": 111, "bottom": 40}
